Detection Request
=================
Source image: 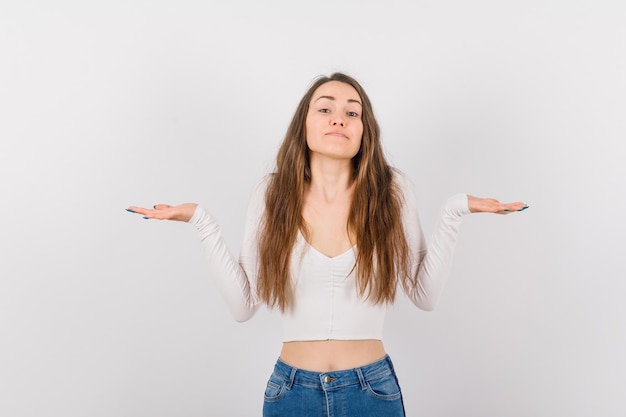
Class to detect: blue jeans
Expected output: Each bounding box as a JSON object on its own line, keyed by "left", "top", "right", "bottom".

{"left": 262, "top": 355, "right": 406, "bottom": 417}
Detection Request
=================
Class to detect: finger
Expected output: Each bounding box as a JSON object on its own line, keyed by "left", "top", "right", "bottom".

{"left": 153, "top": 204, "right": 172, "bottom": 210}
{"left": 502, "top": 203, "right": 529, "bottom": 213}
{"left": 147, "top": 210, "right": 173, "bottom": 220}
{"left": 126, "top": 206, "right": 169, "bottom": 220}
{"left": 126, "top": 206, "right": 152, "bottom": 215}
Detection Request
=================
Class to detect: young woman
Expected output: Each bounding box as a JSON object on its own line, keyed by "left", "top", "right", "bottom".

{"left": 127, "top": 72, "right": 527, "bottom": 416}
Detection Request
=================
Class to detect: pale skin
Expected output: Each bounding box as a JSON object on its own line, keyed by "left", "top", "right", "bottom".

{"left": 128, "top": 81, "right": 527, "bottom": 372}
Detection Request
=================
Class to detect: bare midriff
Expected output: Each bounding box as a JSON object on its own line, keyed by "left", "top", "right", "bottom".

{"left": 279, "top": 339, "right": 386, "bottom": 372}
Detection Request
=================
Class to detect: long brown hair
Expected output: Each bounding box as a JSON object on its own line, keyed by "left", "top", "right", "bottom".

{"left": 257, "top": 73, "right": 410, "bottom": 311}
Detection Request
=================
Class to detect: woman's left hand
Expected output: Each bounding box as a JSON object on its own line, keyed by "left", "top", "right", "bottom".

{"left": 467, "top": 195, "right": 528, "bottom": 215}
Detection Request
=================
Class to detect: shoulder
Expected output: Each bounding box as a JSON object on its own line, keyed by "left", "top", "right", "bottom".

{"left": 245, "top": 174, "right": 273, "bottom": 212}
{"left": 390, "top": 167, "right": 416, "bottom": 197}
{"left": 252, "top": 173, "right": 273, "bottom": 194}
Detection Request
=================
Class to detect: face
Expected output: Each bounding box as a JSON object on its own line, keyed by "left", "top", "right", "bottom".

{"left": 305, "top": 81, "right": 364, "bottom": 162}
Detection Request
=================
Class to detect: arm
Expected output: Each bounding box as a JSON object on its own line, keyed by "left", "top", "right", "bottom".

{"left": 127, "top": 177, "right": 269, "bottom": 322}
{"left": 188, "top": 177, "right": 269, "bottom": 321}
{"left": 395, "top": 171, "right": 527, "bottom": 311}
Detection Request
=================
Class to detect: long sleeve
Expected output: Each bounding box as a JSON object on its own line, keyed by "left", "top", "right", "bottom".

{"left": 395, "top": 170, "right": 471, "bottom": 311}
{"left": 188, "top": 177, "right": 269, "bottom": 322}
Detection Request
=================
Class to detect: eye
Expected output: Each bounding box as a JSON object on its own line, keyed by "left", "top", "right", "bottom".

{"left": 319, "top": 108, "right": 330, "bottom": 114}
{"left": 347, "top": 111, "right": 360, "bottom": 118}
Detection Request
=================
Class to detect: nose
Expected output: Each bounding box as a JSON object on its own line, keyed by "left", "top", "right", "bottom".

{"left": 330, "top": 116, "right": 345, "bottom": 127}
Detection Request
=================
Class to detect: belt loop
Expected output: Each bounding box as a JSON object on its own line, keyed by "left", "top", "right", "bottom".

{"left": 356, "top": 367, "right": 367, "bottom": 390}
{"left": 286, "top": 366, "right": 297, "bottom": 390}
{"left": 385, "top": 354, "right": 394, "bottom": 372}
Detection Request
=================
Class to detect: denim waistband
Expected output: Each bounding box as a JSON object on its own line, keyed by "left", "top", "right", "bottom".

{"left": 272, "top": 355, "right": 396, "bottom": 390}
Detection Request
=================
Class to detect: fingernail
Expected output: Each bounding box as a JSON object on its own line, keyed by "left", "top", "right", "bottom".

{"left": 517, "top": 205, "right": 529, "bottom": 212}
{"left": 142, "top": 216, "right": 149, "bottom": 219}
{"left": 126, "top": 209, "right": 136, "bottom": 213}
{"left": 504, "top": 209, "right": 510, "bottom": 212}
{"left": 153, "top": 205, "right": 157, "bottom": 209}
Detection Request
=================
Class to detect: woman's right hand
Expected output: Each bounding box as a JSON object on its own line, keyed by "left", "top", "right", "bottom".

{"left": 126, "top": 203, "right": 198, "bottom": 223}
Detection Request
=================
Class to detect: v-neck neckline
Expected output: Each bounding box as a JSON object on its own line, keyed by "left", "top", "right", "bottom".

{"left": 297, "top": 230, "right": 356, "bottom": 260}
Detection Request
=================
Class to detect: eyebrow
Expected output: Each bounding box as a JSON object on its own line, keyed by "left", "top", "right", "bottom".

{"left": 314, "top": 95, "right": 362, "bottom": 106}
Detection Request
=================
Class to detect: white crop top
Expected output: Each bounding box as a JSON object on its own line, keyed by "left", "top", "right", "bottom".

{"left": 189, "top": 169, "right": 470, "bottom": 342}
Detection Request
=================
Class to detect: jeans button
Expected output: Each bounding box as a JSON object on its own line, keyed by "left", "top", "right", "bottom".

{"left": 324, "top": 375, "right": 331, "bottom": 384}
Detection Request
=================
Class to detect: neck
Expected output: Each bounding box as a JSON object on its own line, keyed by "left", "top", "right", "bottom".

{"left": 308, "top": 155, "right": 354, "bottom": 203}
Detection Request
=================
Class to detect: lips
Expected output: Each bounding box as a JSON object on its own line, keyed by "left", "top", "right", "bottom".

{"left": 325, "top": 131, "right": 348, "bottom": 138}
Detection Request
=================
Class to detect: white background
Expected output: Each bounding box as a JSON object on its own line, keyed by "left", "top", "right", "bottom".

{"left": 1, "top": 1, "right": 625, "bottom": 416}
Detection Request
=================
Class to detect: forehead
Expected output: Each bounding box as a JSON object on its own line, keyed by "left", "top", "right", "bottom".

{"left": 311, "top": 81, "right": 361, "bottom": 103}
